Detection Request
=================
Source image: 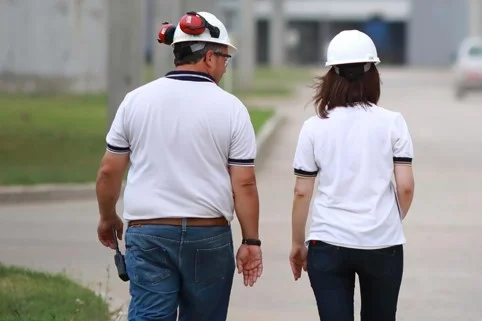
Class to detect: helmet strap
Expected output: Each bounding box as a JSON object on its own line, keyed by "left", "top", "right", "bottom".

{"left": 334, "top": 63, "right": 372, "bottom": 81}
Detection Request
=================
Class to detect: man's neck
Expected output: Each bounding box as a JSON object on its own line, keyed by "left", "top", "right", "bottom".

{"left": 175, "top": 64, "right": 208, "bottom": 74}
{"left": 173, "top": 65, "right": 217, "bottom": 84}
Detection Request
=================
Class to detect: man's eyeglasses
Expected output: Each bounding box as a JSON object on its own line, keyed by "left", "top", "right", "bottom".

{"left": 214, "top": 52, "right": 232, "bottom": 67}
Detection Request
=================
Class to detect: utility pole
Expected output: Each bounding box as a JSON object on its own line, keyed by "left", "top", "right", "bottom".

{"left": 107, "top": 0, "right": 143, "bottom": 128}
{"left": 238, "top": 0, "right": 255, "bottom": 91}
{"left": 270, "top": 0, "right": 285, "bottom": 67}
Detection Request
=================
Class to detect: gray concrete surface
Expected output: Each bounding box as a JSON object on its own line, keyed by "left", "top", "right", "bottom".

{"left": 1, "top": 68, "right": 482, "bottom": 320}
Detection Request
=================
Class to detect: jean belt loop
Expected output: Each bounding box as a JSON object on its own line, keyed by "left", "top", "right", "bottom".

{"left": 181, "top": 218, "right": 187, "bottom": 232}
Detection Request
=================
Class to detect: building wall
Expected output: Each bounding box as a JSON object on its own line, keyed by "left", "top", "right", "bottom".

{"left": 220, "top": 0, "right": 410, "bottom": 66}
{"left": 0, "top": 0, "right": 108, "bottom": 93}
{"left": 220, "top": 0, "right": 410, "bottom": 21}
{"left": 408, "top": 0, "right": 470, "bottom": 66}
{"left": 468, "top": 0, "right": 482, "bottom": 37}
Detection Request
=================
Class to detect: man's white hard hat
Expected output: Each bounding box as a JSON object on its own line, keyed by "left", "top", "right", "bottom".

{"left": 325, "top": 30, "right": 381, "bottom": 66}
{"left": 172, "top": 11, "right": 238, "bottom": 55}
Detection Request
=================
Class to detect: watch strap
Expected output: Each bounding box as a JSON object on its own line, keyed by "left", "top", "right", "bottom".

{"left": 242, "top": 238, "right": 261, "bottom": 246}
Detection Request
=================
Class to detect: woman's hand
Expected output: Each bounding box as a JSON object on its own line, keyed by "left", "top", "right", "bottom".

{"left": 289, "top": 243, "right": 308, "bottom": 281}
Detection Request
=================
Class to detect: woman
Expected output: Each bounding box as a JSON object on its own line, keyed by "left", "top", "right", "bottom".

{"left": 289, "top": 30, "right": 415, "bottom": 321}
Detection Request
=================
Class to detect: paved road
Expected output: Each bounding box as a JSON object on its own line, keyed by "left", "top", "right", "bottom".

{"left": 1, "top": 68, "right": 482, "bottom": 320}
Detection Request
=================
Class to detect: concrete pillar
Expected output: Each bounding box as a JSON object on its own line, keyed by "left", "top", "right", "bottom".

{"left": 478, "top": 0, "right": 482, "bottom": 36}
{"left": 408, "top": 0, "right": 469, "bottom": 66}
{"left": 238, "top": 0, "right": 256, "bottom": 90}
{"left": 152, "top": 1, "right": 182, "bottom": 78}
{"left": 469, "top": 0, "right": 482, "bottom": 36}
{"left": 269, "top": 0, "right": 286, "bottom": 67}
{"left": 107, "top": 0, "right": 143, "bottom": 127}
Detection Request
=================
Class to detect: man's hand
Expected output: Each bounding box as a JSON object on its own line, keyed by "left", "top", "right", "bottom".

{"left": 236, "top": 244, "right": 263, "bottom": 287}
{"left": 289, "top": 244, "right": 307, "bottom": 281}
{"left": 97, "top": 214, "right": 124, "bottom": 249}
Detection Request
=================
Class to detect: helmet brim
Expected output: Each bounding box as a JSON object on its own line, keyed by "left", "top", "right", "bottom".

{"left": 325, "top": 58, "right": 381, "bottom": 67}
{"left": 172, "top": 39, "right": 238, "bottom": 56}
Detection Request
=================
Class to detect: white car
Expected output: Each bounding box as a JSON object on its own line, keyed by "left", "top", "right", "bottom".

{"left": 453, "top": 37, "right": 482, "bottom": 99}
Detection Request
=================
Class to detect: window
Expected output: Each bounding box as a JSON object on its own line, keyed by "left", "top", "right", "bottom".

{"left": 468, "top": 46, "right": 482, "bottom": 57}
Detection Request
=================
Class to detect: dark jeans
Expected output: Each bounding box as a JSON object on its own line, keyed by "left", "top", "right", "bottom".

{"left": 125, "top": 222, "right": 235, "bottom": 321}
{"left": 307, "top": 240, "right": 403, "bottom": 321}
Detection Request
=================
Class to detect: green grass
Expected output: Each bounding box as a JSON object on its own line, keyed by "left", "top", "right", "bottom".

{"left": 145, "top": 64, "right": 316, "bottom": 99}
{"left": 248, "top": 108, "right": 274, "bottom": 133}
{"left": 0, "top": 94, "right": 107, "bottom": 185}
{"left": 0, "top": 264, "right": 110, "bottom": 321}
{"left": 0, "top": 93, "right": 273, "bottom": 185}
{"left": 230, "top": 66, "right": 316, "bottom": 99}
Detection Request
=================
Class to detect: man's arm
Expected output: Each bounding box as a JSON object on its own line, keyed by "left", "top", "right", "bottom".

{"left": 96, "top": 151, "right": 130, "bottom": 220}
{"left": 229, "top": 166, "right": 259, "bottom": 239}
{"left": 228, "top": 102, "right": 262, "bottom": 286}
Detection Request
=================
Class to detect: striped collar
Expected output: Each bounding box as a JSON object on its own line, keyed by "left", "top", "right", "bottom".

{"left": 165, "top": 70, "right": 216, "bottom": 83}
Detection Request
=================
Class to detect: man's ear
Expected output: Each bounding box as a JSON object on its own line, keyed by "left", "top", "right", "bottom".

{"left": 204, "top": 50, "right": 216, "bottom": 68}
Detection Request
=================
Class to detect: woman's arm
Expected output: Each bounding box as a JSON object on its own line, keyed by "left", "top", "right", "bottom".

{"left": 394, "top": 164, "right": 415, "bottom": 219}
{"left": 292, "top": 176, "right": 316, "bottom": 245}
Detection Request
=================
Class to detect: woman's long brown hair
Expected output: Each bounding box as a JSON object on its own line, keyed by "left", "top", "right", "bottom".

{"left": 311, "top": 64, "right": 381, "bottom": 118}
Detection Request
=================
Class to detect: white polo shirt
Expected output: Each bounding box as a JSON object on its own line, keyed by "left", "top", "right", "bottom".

{"left": 106, "top": 71, "right": 256, "bottom": 222}
{"left": 293, "top": 104, "right": 414, "bottom": 249}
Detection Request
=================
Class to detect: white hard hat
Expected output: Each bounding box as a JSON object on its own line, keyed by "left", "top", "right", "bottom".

{"left": 172, "top": 12, "right": 238, "bottom": 55}
{"left": 325, "top": 30, "right": 380, "bottom": 66}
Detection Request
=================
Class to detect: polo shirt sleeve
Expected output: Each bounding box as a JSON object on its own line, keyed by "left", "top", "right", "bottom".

{"left": 293, "top": 121, "right": 319, "bottom": 177}
{"left": 228, "top": 105, "right": 256, "bottom": 167}
{"left": 392, "top": 113, "right": 413, "bottom": 166}
{"left": 106, "top": 95, "right": 130, "bottom": 154}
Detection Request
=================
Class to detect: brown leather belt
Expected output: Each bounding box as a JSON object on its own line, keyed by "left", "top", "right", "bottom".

{"left": 128, "top": 217, "right": 229, "bottom": 227}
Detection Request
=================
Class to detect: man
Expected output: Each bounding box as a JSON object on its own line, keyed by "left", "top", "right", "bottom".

{"left": 95, "top": 11, "right": 263, "bottom": 321}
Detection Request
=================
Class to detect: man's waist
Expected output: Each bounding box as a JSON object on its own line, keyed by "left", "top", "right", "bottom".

{"left": 128, "top": 216, "right": 229, "bottom": 227}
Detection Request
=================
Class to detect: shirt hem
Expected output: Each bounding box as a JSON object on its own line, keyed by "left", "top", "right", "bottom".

{"left": 123, "top": 212, "right": 233, "bottom": 222}
{"left": 305, "top": 237, "right": 406, "bottom": 249}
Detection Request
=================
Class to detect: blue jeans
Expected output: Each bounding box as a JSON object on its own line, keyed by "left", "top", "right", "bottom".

{"left": 124, "top": 222, "right": 235, "bottom": 321}
{"left": 307, "top": 240, "right": 403, "bottom": 321}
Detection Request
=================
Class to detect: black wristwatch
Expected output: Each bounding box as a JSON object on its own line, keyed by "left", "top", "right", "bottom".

{"left": 242, "top": 238, "right": 261, "bottom": 246}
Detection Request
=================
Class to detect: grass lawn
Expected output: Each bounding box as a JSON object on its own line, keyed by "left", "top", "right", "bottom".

{"left": 0, "top": 94, "right": 274, "bottom": 186}
{"left": 0, "top": 264, "right": 110, "bottom": 321}
{"left": 145, "top": 64, "right": 316, "bottom": 99}
{"left": 227, "top": 66, "right": 316, "bottom": 100}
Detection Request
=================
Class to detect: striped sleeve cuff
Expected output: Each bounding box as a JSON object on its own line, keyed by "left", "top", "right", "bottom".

{"left": 107, "top": 144, "right": 130, "bottom": 154}
{"left": 393, "top": 157, "right": 412, "bottom": 166}
{"left": 228, "top": 158, "right": 255, "bottom": 166}
{"left": 294, "top": 168, "right": 318, "bottom": 177}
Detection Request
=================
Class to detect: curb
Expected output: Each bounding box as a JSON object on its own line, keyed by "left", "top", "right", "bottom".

{"left": 0, "top": 111, "right": 283, "bottom": 205}
{"left": 0, "top": 183, "right": 99, "bottom": 205}
{"left": 256, "top": 110, "right": 283, "bottom": 155}
{"left": 255, "top": 110, "right": 284, "bottom": 168}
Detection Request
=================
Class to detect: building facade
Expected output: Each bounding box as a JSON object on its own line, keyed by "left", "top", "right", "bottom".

{"left": 0, "top": 0, "right": 108, "bottom": 93}
{"left": 408, "top": 0, "right": 482, "bottom": 66}
{"left": 219, "top": 0, "right": 482, "bottom": 67}
{"left": 1, "top": 0, "right": 481, "bottom": 94}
